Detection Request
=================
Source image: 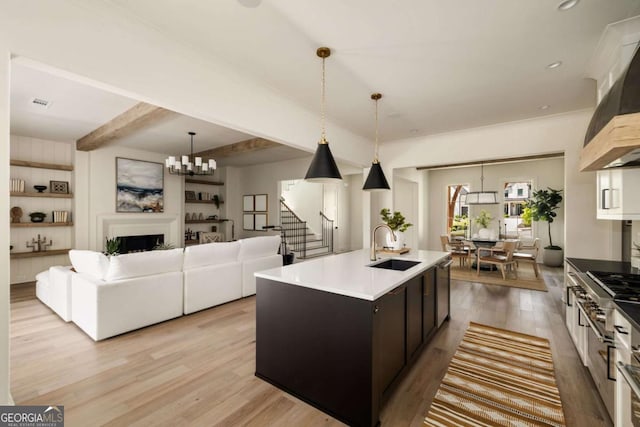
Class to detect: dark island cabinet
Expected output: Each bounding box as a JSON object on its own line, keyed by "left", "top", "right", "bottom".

{"left": 255, "top": 262, "right": 450, "bottom": 427}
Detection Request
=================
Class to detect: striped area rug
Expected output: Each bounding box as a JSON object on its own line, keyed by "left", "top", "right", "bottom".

{"left": 424, "top": 322, "right": 566, "bottom": 426}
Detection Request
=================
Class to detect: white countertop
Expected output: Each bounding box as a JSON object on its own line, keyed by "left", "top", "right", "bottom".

{"left": 255, "top": 249, "right": 450, "bottom": 301}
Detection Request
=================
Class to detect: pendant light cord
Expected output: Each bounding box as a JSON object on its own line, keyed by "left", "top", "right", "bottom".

{"left": 320, "top": 56, "right": 326, "bottom": 143}
{"left": 480, "top": 162, "right": 484, "bottom": 191}
{"left": 374, "top": 97, "right": 379, "bottom": 162}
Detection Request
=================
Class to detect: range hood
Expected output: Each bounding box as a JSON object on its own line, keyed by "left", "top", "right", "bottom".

{"left": 581, "top": 43, "right": 640, "bottom": 171}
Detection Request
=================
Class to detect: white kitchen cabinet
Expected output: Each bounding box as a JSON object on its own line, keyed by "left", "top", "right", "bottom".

{"left": 597, "top": 168, "right": 640, "bottom": 220}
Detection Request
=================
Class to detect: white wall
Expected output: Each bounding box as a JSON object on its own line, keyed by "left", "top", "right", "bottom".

{"left": 424, "top": 158, "right": 565, "bottom": 251}
{"left": 9, "top": 135, "right": 74, "bottom": 283}
{"left": 375, "top": 110, "right": 616, "bottom": 260}
{"left": 348, "top": 174, "right": 364, "bottom": 250}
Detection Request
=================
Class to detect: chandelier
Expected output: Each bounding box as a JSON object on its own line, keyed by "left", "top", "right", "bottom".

{"left": 462, "top": 162, "right": 498, "bottom": 205}
{"left": 165, "top": 132, "right": 216, "bottom": 176}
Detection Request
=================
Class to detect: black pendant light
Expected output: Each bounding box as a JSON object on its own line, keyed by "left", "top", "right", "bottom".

{"left": 363, "top": 93, "right": 390, "bottom": 191}
{"left": 305, "top": 47, "right": 342, "bottom": 183}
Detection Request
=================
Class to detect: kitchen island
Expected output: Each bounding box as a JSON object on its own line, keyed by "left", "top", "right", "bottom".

{"left": 255, "top": 249, "right": 451, "bottom": 427}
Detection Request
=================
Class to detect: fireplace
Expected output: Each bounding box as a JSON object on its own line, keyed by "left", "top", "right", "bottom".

{"left": 119, "top": 234, "right": 163, "bottom": 253}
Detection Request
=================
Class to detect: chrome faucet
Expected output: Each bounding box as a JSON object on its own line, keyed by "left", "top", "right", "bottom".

{"left": 371, "top": 224, "right": 396, "bottom": 261}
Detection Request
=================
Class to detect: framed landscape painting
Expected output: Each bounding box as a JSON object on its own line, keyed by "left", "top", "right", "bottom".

{"left": 116, "top": 157, "right": 164, "bottom": 212}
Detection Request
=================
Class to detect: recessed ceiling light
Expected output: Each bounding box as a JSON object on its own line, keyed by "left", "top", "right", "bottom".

{"left": 539, "top": 105, "right": 550, "bottom": 110}
{"left": 410, "top": 129, "right": 420, "bottom": 134}
{"left": 557, "top": 0, "right": 579, "bottom": 11}
{"left": 547, "top": 61, "right": 562, "bottom": 69}
{"left": 387, "top": 112, "right": 402, "bottom": 118}
{"left": 237, "top": 0, "right": 261, "bottom": 7}
{"left": 30, "top": 97, "right": 51, "bottom": 109}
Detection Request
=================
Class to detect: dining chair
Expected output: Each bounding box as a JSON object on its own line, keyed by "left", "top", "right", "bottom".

{"left": 440, "top": 235, "right": 471, "bottom": 268}
{"left": 513, "top": 237, "right": 541, "bottom": 277}
{"left": 476, "top": 240, "right": 518, "bottom": 279}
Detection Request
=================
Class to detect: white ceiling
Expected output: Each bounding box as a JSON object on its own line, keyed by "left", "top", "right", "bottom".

{"left": 10, "top": 0, "right": 640, "bottom": 163}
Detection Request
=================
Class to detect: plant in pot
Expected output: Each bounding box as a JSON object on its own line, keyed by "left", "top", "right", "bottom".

{"left": 524, "top": 187, "right": 563, "bottom": 267}
{"left": 104, "top": 237, "right": 121, "bottom": 256}
{"left": 473, "top": 209, "right": 494, "bottom": 239}
{"left": 380, "top": 208, "right": 413, "bottom": 250}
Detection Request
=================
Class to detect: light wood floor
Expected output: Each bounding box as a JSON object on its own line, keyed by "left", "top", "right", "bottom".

{"left": 10, "top": 267, "right": 611, "bottom": 426}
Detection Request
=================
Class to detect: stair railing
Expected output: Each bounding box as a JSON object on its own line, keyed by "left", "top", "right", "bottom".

{"left": 319, "top": 211, "right": 334, "bottom": 254}
{"left": 280, "top": 198, "right": 307, "bottom": 259}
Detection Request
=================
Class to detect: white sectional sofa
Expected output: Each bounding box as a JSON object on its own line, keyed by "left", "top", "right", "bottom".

{"left": 70, "top": 248, "right": 185, "bottom": 341}
{"left": 183, "top": 241, "right": 242, "bottom": 315}
{"left": 36, "top": 236, "right": 282, "bottom": 341}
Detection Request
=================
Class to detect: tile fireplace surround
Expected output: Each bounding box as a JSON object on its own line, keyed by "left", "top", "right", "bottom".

{"left": 96, "top": 214, "right": 180, "bottom": 251}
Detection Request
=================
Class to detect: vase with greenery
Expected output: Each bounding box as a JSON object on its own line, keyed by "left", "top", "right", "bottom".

{"left": 524, "top": 187, "right": 563, "bottom": 266}
{"left": 104, "top": 237, "right": 121, "bottom": 256}
{"left": 473, "top": 210, "right": 494, "bottom": 238}
{"left": 380, "top": 208, "right": 413, "bottom": 249}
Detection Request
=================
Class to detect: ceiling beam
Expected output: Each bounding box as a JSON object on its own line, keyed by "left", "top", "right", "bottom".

{"left": 194, "top": 137, "right": 281, "bottom": 158}
{"left": 76, "top": 102, "right": 176, "bottom": 151}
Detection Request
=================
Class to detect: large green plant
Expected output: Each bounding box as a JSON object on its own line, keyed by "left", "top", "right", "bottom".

{"left": 524, "top": 188, "right": 563, "bottom": 249}
{"left": 380, "top": 208, "right": 413, "bottom": 233}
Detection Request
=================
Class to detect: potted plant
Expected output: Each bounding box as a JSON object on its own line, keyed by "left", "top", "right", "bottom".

{"left": 473, "top": 209, "right": 494, "bottom": 238}
{"left": 104, "top": 237, "right": 121, "bottom": 256}
{"left": 524, "top": 187, "right": 563, "bottom": 267}
{"left": 380, "top": 208, "right": 413, "bottom": 250}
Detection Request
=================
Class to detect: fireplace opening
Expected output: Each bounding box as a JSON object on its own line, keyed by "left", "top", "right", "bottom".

{"left": 119, "top": 234, "right": 164, "bottom": 253}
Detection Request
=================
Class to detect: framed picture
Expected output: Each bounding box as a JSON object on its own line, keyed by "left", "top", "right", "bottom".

{"left": 243, "top": 213, "right": 254, "bottom": 230}
{"left": 243, "top": 195, "right": 254, "bottom": 212}
{"left": 50, "top": 180, "right": 69, "bottom": 194}
{"left": 185, "top": 190, "right": 196, "bottom": 201}
{"left": 116, "top": 157, "right": 164, "bottom": 213}
{"left": 255, "top": 194, "right": 268, "bottom": 212}
{"left": 254, "top": 213, "right": 267, "bottom": 231}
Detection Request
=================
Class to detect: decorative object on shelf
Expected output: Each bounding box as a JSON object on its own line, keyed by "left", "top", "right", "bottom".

{"left": 185, "top": 212, "right": 190, "bottom": 221}
{"left": 26, "top": 234, "right": 52, "bottom": 252}
{"left": 116, "top": 157, "right": 164, "bottom": 213}
{"left": 207, "top": 215, "right": 218, "bottom": 220}
{"left": 199, "top": 232, "right": 224, "bottom": 244}
{"left": 463, "top": 162, "right": 498, "bottom": 205}
{"left": 363, "top": 93, "right": 390, "bottom": 191}
{"left": 29, "top": 212, "right": 46, "bottom": 223}
{"left": 10, "top": 179, "right": 25, "bottom": 192}
{"left": 104, "top": 237, "right": 121, "bottom": 256}
{"left": 213, "top": 194, "right": 220, "bottom": 209}
{"left": 473, "top": 209, "right": 494, "bottom": 239}
{"left": 304, "top": 47, "right": 342, "bottom": 183}
{"left": 33, "top": 185, "right": 47, "bottom": 193}
{"left": 49, "top": 180, "right": 69, "bottom": 194}
{"left": 10, "top": 206, "right": 23, "bottom": 223}
{"left": 254, "top": 194, "right": 268, "bottom": 212}
{"left": 191, "top": 212, "right": 198, "bottom": 221}
{"left": 165, "top": 132, "right": 216, "bottom": 176}
{"left": 185, "top": 190, "right": 196, "bottom": 201}
{"left": 198, "top": 213, "right": 204, "bottom": 220}
{"left": 52, "top": 210, "right": 69, "bottom": 223}
{"left": 524, "top": 187, "right": 564, "bottom": 267}
{"left": 380, "top": 208, "right": 413, "bottom": 250}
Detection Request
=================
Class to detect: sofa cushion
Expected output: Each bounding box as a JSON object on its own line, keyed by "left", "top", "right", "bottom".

{"left": 105, "top": 248, "right": 184, "bottom": 281}
{"left": 69, "top": 250, "right": 109, "bottom": 281}
{"left": 238, "top": 235, "right": 281, "bottom": 261}
{"left": 183, "top": 241, "right": 241, "bottom": 270}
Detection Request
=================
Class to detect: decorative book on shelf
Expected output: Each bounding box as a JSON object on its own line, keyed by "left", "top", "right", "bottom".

{"left": 52, "top": 210, "right": 70, "bottom": 223}
{"left": 10, "top": 179, "right": 25, "bottom": 192}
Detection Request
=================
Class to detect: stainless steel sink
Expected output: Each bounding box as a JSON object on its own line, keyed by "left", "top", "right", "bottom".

{"left": 369, "top": 259, "right": 420, "bottom": 271}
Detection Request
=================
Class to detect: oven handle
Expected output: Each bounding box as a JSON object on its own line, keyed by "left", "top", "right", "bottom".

{"left": 565, "top": 286, "right": 573, "bottom": 307}
{"left": 576, "top": 301, "right": 614, "bottom": 344}
{"left": 607, "top": 345, "right": 616, "bottom": 382}
{"left": 617, "top": 361, "right": 640, "bottom": 399}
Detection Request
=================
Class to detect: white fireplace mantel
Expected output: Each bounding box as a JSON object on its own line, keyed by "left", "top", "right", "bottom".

{"left": 96, "top": 214, "right": 180, "bottom": 252}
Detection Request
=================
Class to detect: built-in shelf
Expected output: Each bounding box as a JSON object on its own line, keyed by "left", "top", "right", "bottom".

{"left": 185, "top": 178, "right": 224, "bottom": 186}
{"left": 185, "top": 200, "right": 224, "bottom": 205}
{"left": 10, "top": 191, "right": 73, "bottom": 199}
{"left": 185, "top": 220, "right": 225, "bottom": 224}
{"left": 10, "top": 248, "right": 70, "bottom": 259}
{"left": 10, "top": 159, "right": 74, "bottom": 171}
{"left": 11, "top": 222, "right": 73, "bottom": 228}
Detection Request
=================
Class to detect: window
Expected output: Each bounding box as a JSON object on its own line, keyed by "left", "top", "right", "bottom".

{"left": 503, "top": 180, "right": 532, "bottom": 238}
{"left": 447, "top": 184, "right": 469, "bottom": 238}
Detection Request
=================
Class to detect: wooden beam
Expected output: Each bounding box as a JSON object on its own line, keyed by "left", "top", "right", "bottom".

{"left": 194, "top": 138, "right": 281, "bottom": 159}
{"left": 579, "top": 112, "right": 640, "bottom": 171}
{"left": 416, "top": 152, "right": 564, "bottom": 171}
{"left": 76, "top": 102, "right": 176, "bottom": 151}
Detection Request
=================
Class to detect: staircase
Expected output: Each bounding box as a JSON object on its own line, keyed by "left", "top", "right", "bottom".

{"left": 280, "top": 198, "right": 333, "bottom": 259}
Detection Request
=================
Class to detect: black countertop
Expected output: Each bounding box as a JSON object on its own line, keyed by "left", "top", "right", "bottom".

{"left": 615, "top": 301, "right": 640, "bottom": 332}
{"left": 566, "top": 257, "right": 638, "bottom": 275}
